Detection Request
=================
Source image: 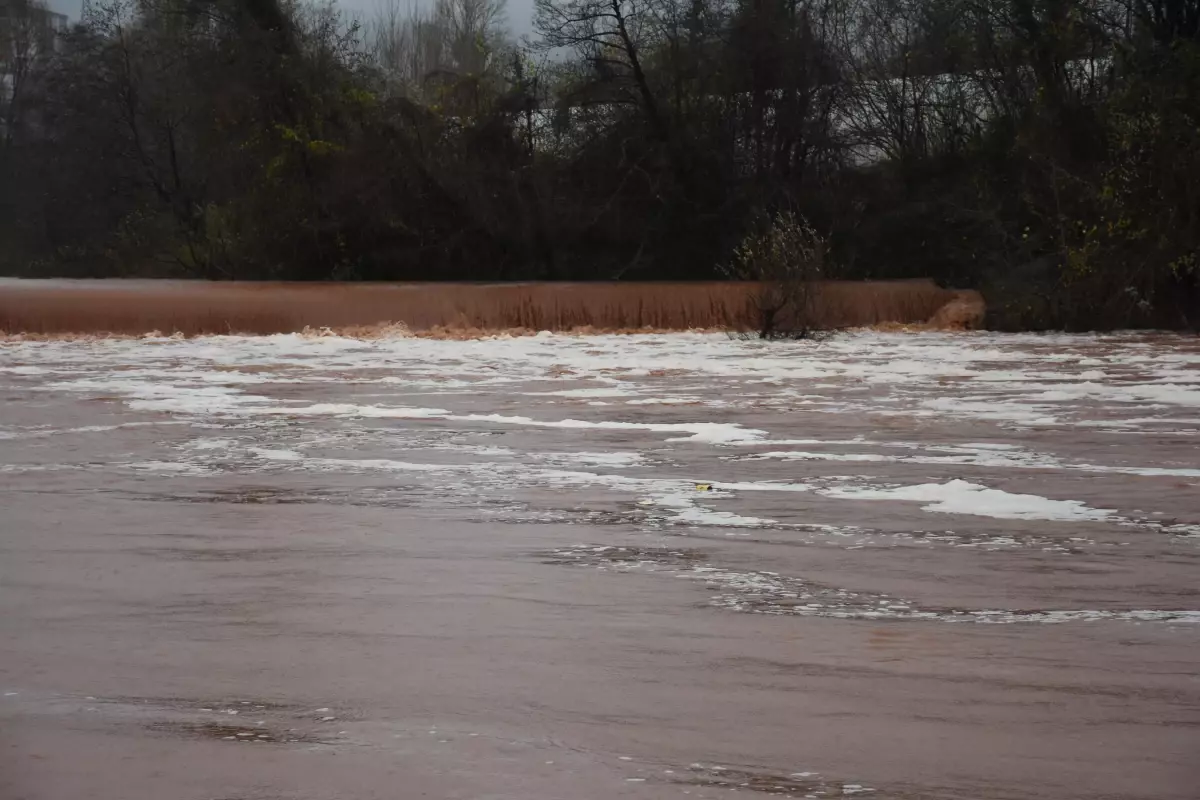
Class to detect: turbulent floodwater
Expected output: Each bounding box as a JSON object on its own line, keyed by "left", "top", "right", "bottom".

{"left": 1, "top": 330, "right": 1198, "bottom": 800}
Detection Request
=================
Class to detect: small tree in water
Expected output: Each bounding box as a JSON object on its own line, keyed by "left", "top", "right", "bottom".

{"left": 725, "top": 212, "right": 832, "bottom": 339}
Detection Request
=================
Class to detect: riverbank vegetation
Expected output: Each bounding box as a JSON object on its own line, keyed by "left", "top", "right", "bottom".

{"left": 1, "top": 0, "right": 1197, "bottom": 329}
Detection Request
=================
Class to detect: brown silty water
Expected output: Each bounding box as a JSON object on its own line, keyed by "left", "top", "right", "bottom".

{"left": 1, "top": 327, "right": 1198, "bottom": 800}
{"left": 0, "top": 278, "right": 964, "bottom": 335}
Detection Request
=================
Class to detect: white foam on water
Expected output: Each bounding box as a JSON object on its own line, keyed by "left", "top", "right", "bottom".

{"left": 219, "top": 444, "right": 457, "bottom": 475}
{"left": 749, "top": 446, "right": 1200, "bottom": 477}
{"left": 454, "top": 413, "right": 766, "bottom": 444}
{"left": 64, "top": 368, "right": 767, "bottom": 445}
{"left": 247, "top": 403, "right": 451, "bottom": 419}
{"left": 646, "top": 489, "right": 777, "bottom": 528}
{"left": 422, "top": 442, "right": 515, "bottom": 458}
{"left": 0, "top": 421, "right": 189, "bottom": 440}
{"left": 14, "top": 332, "right": 1200, "bottom": 437}
{"left": 1027, "top": 381, "right": 1200, "bottom": 407}
{"left": 379, "top": 376, "right": 518, "bottom": 389}
{"left": 1079, "top": 464, "right": 1200, "bottom": 477}
{"left": 530, "top": 387, "right": 636, "bottom": 398}
{"left": 126, "top": 460, "right": 216, "bottom": 476}
{"left": 247, "top": 447, "right": 305, "bottom": 461}
{"left": 712, "top": 480, "right": 815, "bottom": 493}
{"left": 0, "top": 463, "right": 81, "bottom": 474}
{"left": 190, "top": 438, "right": 238, "bottom": 451}
{"left": 552, "top": 545, "right": 1200, "bottom": 625}
{"left": 625, "top": 397, "right": 701, "bottom": 405}
{"left": 546, "top": 451, "right": 644, "bottom": 468}
{"left": 754, "top": 451, "right": 892, "bottom": 463}
{"left": 0, "top": 365, "right": 50, "bottom": 375}
{"left": 820, "top": 479, "right": 1114, "bottom": 521}
{"left": 960, "top": 442, "right": 1022, "bottom": 450}
{"left": 49, "top": 377, "right": 251, "bottom": 401}
{"left": 1076, "top": 416, "right": 1200, "bottom": 428}
{"left": 917, "top": 398, "right": 1060, "bottom": 426}
{"left": 166, "top": 431, "right": 1163, "bottom": 533}
{"left": 8, "top": 331, "right": 1198, "bottom": 543}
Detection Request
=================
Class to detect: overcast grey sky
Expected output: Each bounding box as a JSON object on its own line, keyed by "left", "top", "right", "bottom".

{"left": 43, "top": 0, "right": 538, "bottom": 34}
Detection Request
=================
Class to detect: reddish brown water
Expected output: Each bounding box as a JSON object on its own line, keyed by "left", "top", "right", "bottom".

{"left": 0, "top": 278, "right": 959, "bottom": 335}
{"left": 1, "top": 331, "right": 1197, "bottom": 800}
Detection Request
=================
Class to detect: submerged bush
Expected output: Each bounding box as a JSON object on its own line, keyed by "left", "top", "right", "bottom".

{"left": 724, "top": 212, "right": 834, "bottom": 339}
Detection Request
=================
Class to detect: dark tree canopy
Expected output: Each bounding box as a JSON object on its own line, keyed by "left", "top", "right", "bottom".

{"left": 1, "top": 0, "right": 1199, "bottom": 329}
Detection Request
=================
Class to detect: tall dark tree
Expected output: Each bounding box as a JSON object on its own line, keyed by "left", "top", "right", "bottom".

{"left": 0, "top": 0, "right": 1196, "bottom": 328}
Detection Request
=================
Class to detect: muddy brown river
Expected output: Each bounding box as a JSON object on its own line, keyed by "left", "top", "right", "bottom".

{"left": 1, "top": 331, "right": 1198, "bottom": 800}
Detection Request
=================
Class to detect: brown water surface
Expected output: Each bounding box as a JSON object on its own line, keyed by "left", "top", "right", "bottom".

{"left": 1, "top": 330, "right": 1198, "bottom": 800}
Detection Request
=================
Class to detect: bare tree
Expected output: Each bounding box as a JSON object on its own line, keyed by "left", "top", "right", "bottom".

{"left": 535, "top": 0, "right": 670, "bottom": 143}
{"left": 837, "top": 0, "right": 982, "bottom": 168}
{"left": 367, "top": 0, "right": 508, "bottom": 106}
{"left": 1, "top": 0, "right": 61, "bottom": 150}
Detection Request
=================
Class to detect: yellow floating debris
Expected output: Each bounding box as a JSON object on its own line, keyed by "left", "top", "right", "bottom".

{"left": 695, "top": 483, "right": 713, "bottom": 492}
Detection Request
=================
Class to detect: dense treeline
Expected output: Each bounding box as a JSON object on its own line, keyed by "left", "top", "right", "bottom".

{"left": 1, "top": 0, "right": 1198, "bottom": 328}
